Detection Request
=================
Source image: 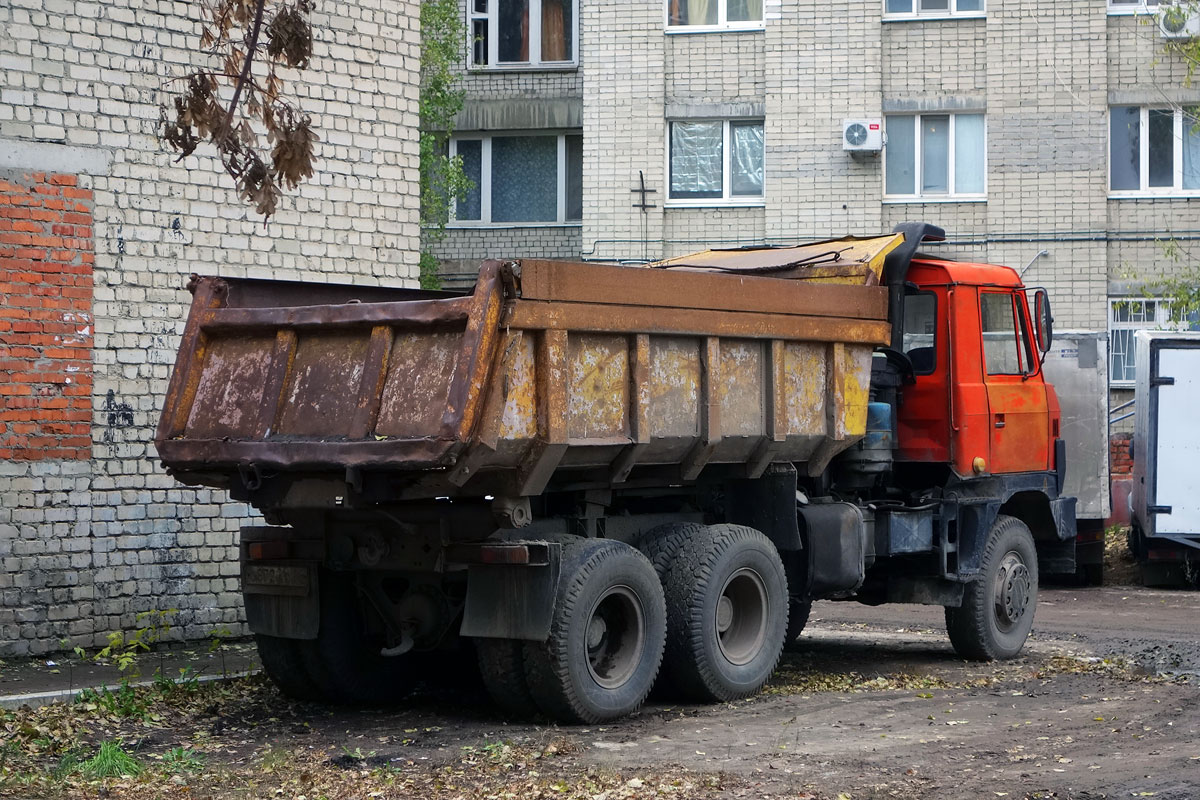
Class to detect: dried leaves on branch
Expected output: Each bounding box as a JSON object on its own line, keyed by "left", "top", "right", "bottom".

{"left": 159, "top": 0, "right": 318, "bottom": 219}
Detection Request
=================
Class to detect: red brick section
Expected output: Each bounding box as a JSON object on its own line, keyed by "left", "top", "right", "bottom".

{"left": 1110, "top": 433, "right": 1133, "bottom": 476}
{"left": 0, "top": 172, "right": 94, "bottom": 460}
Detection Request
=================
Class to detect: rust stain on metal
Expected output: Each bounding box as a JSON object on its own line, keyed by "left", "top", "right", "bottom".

{"left": 254, "top": 329, "right": 298, "bottom": 438}
{"left": 782, "top": 342, "right": 827, "bottom": 436}
{"left": 499, "top": 333, "right": 537, "bottom": 441}
{"left": 718, "top": 338, "right": 765, "bottom": 438}
{"left": 184, "top": 334, "right": 276, "bottom": 439}
{"left": 517, "top": 257, "right": 889, "bottom": 320}
{"left": 274, "top": 333, "right": 370, "bottom": 437}
{"left": 567, "top": 334, "right": 629, "bottom": 440}
{"left": 448, "top": 261, "right": 506, "bottom": 443}
{"left": 504, "top": 300, "right": 890, "bottom": 345}
{"left": 157, "top": 276, "right": 227, "bottom": 443}
{"left": 375, "top": 330, "right": 462, "bottom": 439}
{"left": 647, "top": 336, "right": 700, "bottom": 438}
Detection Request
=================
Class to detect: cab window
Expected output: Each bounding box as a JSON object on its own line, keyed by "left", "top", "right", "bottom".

{"left": 981, "top": 292, "right": 1035, "bottom": 375}
{"left": 902, "top": 291, "right": 938, "bottom": 374}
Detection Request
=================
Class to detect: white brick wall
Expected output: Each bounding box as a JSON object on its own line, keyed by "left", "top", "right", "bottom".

{"left": 0, "top": 0, "right": 420, "bottom": 655}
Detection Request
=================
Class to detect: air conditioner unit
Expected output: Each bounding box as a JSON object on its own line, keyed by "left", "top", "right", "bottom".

{"left": 1159, "top": 3, "right": 1200, "bottom": 39}
{"left": 843, "top": 119, "right": 883, "bottom": 152}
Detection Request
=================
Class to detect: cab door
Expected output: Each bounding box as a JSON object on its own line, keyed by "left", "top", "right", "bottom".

{"left": 979, "top": 291, "right": 1049, "bottom": 473}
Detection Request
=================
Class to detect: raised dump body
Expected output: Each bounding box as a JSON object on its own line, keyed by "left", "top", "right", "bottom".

{"left": 156, "top": 235, "right": 900, "bottom": 497}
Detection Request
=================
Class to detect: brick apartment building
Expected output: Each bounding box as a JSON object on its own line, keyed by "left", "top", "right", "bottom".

{"left": 430, "top": 0, "right": 1200, "bottom": 391}
{"left": 0, "top": 0, "right": 422, "bottom": 654}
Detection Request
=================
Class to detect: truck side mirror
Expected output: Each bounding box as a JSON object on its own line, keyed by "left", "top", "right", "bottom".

{"left": 1033, "top": 289, "right": 1053, "bottom": 353}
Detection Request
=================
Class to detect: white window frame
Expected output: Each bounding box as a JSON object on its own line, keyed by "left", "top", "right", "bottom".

{"left": 1108, "top": 106, "right": 1200, "bottom": 198}
{"left": 1107, "top": 0, "right": 1160, "bottom": 16}
{"left": 882, "top": 0, "right": 986, "bottom": 21}
{"left": 663, "top": 0, "right": 765, "bottom": 34}
{"left": 1108, "top": 297, "right": 1178, "bottom": 386}
{"left": 468, "top": 0, "right": 579, "bottom": 70}
{"left": 665, "top": 119, "right": 766, "bottom": 208}
{"left": 882, "top": 113, "right": 988, "bottom": 202}
{"left": 448, "top": 131, "right": 582, "bottom": 227}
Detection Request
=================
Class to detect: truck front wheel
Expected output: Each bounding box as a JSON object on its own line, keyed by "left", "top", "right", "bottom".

{"left": 661, "top": 525, "right": 789, "bottom": 702}
{"left": 945, "top": 515, "right": 1038, "bottom": 660}
{"left": 522, "top": 538, "right": 666, "bottom": 724}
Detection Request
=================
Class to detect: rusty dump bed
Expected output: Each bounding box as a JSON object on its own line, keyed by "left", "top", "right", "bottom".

{"left": 156, "top": 235, "right": 900, "bottom": 497}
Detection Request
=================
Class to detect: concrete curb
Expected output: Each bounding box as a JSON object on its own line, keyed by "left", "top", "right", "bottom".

{"left": 0, "top": 669, "right": 260, "bottom": 711}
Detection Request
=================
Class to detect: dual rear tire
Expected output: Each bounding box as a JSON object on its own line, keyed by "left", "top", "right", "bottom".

{"left": 477, "top": 524, "right": 790, "bottom": 723}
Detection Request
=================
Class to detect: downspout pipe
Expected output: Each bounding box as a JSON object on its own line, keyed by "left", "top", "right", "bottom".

{"left": 883, "top": 222, "right": 947, "bottom": 350}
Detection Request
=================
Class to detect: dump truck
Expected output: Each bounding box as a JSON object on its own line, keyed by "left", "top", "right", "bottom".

{"left": 155, "top": 222, "right": 1077, "bottom": 723}
{"left": 1127, "top": 330, "right": 1200, "bottom": 585}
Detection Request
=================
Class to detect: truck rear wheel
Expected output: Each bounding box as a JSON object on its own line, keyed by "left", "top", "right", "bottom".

{"left": 522, "top": 538, "right": 666, "bottom": 724}
{"left": 298, "top": 569, "right": 414, "bottom": 705}
{"left": 254, "top": 634, "right": 322, "bottom": 701}
{"left": 637, "top": 522, "right": 707, "bottom": 579}
{"left": 945, "top": 515, "right": 1038, "bottom": 660}
{"left": 476, "top": 638, "right": 537, "bottom": 719}
{"left": 661, "top": 524, "right": 788, "bottom": 702}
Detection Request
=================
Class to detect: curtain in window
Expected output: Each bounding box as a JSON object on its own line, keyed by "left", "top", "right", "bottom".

{"left": 731, "top": 123, "right": 764, "bottom": 196}
{"left": 886, "top": 0, "right": 913, "bottom": 12}
{"left": 954, "top": 114, "right": 985, "bottom": 194}
{"left": 542, "top": 0, "right": 569, "bottom": 61}
{"left": 727, "top": 0, "right": 763, "bottom": 22}
{"left": 885, "top": 116, "right": 915, "bottom": 195}
{"left": 492, "top": 136, "right": 557, "bottom": 222}
{"left": 670, "top": 122, "right": 722, "bottom": 197}
{"left": 921, "top": 115, "right": 950, "bottom": 194}
{"left": 1184, "top": 108, "right": 1200, "bottom": 190}
{"left": 672, "top": 0, "right": 715, "bottom": 25}
{"left": 1148, "top": 109, "right": 1174, "bottom": 188}
{"left": 498, "top": 0, "right": 529, "bottom": 62}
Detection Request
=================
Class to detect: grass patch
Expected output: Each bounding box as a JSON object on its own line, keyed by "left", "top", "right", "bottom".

{"left": 80, "top": 740, "right": 142, "bottom": 779}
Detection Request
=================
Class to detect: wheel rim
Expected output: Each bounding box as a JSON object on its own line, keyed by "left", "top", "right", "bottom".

{"left": 993, "top": 549, "right": 1032, "bottom": 632}
{"left": 585, "top": 585, "right": 646, "bottom": 690}
{"left": 715, "top": 567, "right": 769, "bottom": 666}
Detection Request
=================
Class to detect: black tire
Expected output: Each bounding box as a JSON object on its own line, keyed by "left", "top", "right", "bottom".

{"left": 297, "top": 569, "right": 414, "bottom": 705}
{"left": 637, "top": 522, "right": 707, "bottom": 580}
{"left": 476, "top": 638, "right": 537, "bottom": 719}
{"left": 945, "top": 515, "right": 1038, "bottom": 661}
{"left": 783, "top": 598, "right": 812, "bottom": 652}
{"left": 661, "top": 524, "right": 789, "bottom": 702}
{"left": 522, "top": 538, "right": 666, "bottom": 724}
{"left": 254, "top": 633, "right": 322, "bottom": 701}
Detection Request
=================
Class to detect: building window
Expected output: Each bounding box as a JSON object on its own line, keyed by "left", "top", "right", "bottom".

{"left": 884, "top": 0, "right": 984, "bottom": 17}
{"left": 1110, "top": 106, "right": 1200, "bottom": 196}
{"left": 450, "top": 132, "right": 583, "bottom": 225}
{"left": 668, "top": 120, "right": 764, "bottom": 204}
{"left": 666, "top": 0, "right": 764, "bottom": 30}
{"left": 884, "top": 113, "right": 986, "bottom": 200}
{"left": 1108, "top": 0, "right": 1160, "bottom": 14}
{"left": 1109, "top": 298, "right": 1176, "bottom": 385}
{"left": 470, "top": 0, "right": 576, "bottom": 68}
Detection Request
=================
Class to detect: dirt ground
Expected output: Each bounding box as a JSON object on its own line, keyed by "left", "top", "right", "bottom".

{"left": 3, "top": 586, "right": 1198, "bottom": 800}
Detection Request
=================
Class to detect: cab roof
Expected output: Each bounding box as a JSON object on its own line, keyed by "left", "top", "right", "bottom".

{"left": 910, "top": 256, "right": 1024, "bottom": 288}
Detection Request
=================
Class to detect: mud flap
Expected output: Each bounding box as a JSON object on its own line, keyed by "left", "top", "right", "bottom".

{"left": 459, "top": 549, "right": 561, "bottom": 641}
{"left": 242, "top": 562, "right": 319, "bottom": 640}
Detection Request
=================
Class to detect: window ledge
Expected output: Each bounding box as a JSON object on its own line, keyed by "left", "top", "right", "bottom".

{"left": 664, "top": 199, "right": 766, "bottom": 209}
{"left": 1106, "top": 8, "right": 1159, "bottom": 16}
{"left": 468, "top": 64, "right": 579, "bottom": 74}
{"left": 664, "top": 24, "right": 765, "bottom": 35}
{"left": 882, "top": 13, "right": 986, "bottom": 22}
{"left": 882, "top": 196, "right": 987, "bottom": 204}
{"left": 446, "top": 222, "right": 583, "bottom": 230}
{"left": 1108, "top": 192, "right": 1200, "bottom": 200}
